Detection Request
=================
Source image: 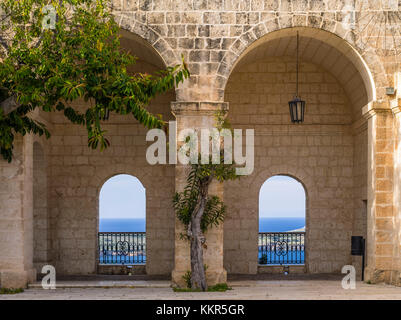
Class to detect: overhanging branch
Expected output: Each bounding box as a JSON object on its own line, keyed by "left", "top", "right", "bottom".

{"left": 0, "top": 96, "right": 18, "bottom": 114}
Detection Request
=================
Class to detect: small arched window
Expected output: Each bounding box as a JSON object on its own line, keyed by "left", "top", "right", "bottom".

{"left": 259, "top": 175, "right": 305, "bottom": 232}
{"left": 98, "top": 174, "right": 146, "bottom": 265}
{"left": 258, "top": 175, "right": 306, "bottom": 265}
{"left": 99, "top": 174, "right": 146, "bottom": 232}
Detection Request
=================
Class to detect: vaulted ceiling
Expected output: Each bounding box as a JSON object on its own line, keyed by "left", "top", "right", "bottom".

{"left": 233, "top": 29, "right": 374, "bottom": 122}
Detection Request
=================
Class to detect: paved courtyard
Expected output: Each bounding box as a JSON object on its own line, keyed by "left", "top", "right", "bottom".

{"left": 1, "top": 280, "right": 400, "bottom": 300}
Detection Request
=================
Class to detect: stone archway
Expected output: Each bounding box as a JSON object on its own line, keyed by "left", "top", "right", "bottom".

{"left": 115, "top": 13, "right": 181, "bottom": 68}
{"left": 215, "top": 25, "right": 383, "bottom": 105}
{"left": 222, "top": 26, "right": 374, "bottom": 276}
{"left": 44, "top": 29, "right": 176, "bottom": 276}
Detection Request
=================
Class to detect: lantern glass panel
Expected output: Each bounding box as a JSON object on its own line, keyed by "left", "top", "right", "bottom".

{"left": 288, "top": 98, "right": 305, "bottom": 123}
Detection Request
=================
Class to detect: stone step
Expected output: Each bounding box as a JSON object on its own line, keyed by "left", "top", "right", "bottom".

{"left": 28, "top": 280, "right": 171, "bottom": 289}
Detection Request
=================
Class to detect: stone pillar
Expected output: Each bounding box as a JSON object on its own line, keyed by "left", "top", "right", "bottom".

{"left": 363, "top": 101, "right": 399, "bottom": 284}
{"left": 171, "top": 101, "right": 228, "bottom": 287}
{"left": 0, "top": 135, "right": 36, "bottom": 288}
{"left": 390, "top": 99, "right": 401, "bottom": 286}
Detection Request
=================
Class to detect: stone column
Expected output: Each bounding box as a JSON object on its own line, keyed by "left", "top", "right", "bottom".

{"left": 0, "top": 135, "right": 36, "bottom": 288}
{"left": 390, "top": 99, "right": 401, "bottom": 286}
{"left": 363, "top": 101, "right": 399, "bottom": 284}
{"left": 171, "top": 101, "right": 228, "bottom": 287}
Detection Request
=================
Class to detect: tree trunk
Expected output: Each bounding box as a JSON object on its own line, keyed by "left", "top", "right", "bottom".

{"left": 190, "top": 180, "right": 209, "bottom": 291}
{"left": 0, "top": 96, "right": 19, "bottom": 115}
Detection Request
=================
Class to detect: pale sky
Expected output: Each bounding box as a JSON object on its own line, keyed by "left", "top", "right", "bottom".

{"left": 99, "top": 174, "right": 146, "bottom": 219}
{"left": 99, "top": 174, "right": 305, "bottom": 219}
{"left": 259, "top": 175, "right": 305, "bottom": 218}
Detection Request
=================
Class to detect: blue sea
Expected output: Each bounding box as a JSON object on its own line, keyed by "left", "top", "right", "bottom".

{"left": 99, "top": 217, "right": 305, "bottom": 232}
{"left": 99, "top": 218, "right": 146, "bottom": 232}
{"left": 259, "top": 217, "right": 305, "bottom": 232}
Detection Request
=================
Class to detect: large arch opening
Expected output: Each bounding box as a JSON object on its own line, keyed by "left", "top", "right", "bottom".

{"left": 223, "top": 27, "right": 372, "bottom": 275}
{"left": 258, "top": 175, "right": 306, "bottom": 265}
{"left": 98, "top": 174, "right": 146, "bottom": 265}
{"left": 259, "top": 175, "right": 306, "bottom": 232}
{"left": 45, "top": 30, "right": 176, "bottom": 276}
{"left": 99, "top": 174, "right": 146, "bottom": 231}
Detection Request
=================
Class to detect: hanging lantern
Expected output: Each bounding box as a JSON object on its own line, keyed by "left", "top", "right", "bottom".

{"left": 288, "top": 97, "right": 305, "bottom": 123}
{"left": 288, "top": 32, "right": 306, "bottom": 123}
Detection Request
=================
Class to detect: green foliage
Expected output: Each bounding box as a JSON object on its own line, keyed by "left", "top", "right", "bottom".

{"left": 173, "top": 111, "right": 239, "bottom": 237}
{"left": 208, "top": 283, "right": 232, "bottom": 292}
{"left": 214, "top": 109, "right": 232, "bottom": 131}
{"left": 173, "top": 157, "right": 237, "bottom": 236}
{"left": 259, "top": 253, "right": 268, "bottom": 265}
{"left": 173, "top": 287, "right": 199, "bottom": 292}
{"left": 182, "top": 270, "right": 192, "bottom": 289}
{"left": 181, "top": 265, "right": 208, "bottom": 289}
{"left": 0, "top": 87, "right": 8, "bottom": 103}
{"left": 177, "top": 263, "right": 231, "bottom": 292}
{"left": 173, "top": 283, "right": 231, "bottom": 292}
{"left": 0, "top": 0, "right": 189, "bottom": 162}
{"left": 0, "top": 287, "right": 24, "bottom": 294}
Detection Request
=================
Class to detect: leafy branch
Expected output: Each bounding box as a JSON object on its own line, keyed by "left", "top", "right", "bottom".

{"left": 0, "top": 0, "right": 190, "bottom": 162}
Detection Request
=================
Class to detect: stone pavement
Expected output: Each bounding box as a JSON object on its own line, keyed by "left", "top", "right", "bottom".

{"left": 1, "top": 279, "right": 401, "bottom": 300}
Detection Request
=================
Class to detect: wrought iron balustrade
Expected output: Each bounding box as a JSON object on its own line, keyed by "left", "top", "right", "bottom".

{"left": 258, "top": 232, "right": 305, "bottom": 265}
{"left": 98, "top": 232, "right": 146, "bottom": 264}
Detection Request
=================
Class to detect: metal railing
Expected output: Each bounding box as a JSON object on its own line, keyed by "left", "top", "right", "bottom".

{"left": 258, "top": 232, "right": 305, "bottom": 265}
{"left": 98, "top": 232, "right": 146, "bottom": 264}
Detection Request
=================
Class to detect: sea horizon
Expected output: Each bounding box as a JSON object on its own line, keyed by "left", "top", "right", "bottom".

{"left": 99, "top": 218, "right": 146, "bottom": 232}
{"left": 99, "top": 217, "right": 305, "bottom": 233}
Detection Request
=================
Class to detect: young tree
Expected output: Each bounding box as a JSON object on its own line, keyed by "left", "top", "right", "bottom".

{"left": 173, "top": 114, "right": 239, "bottom": 291}
{"left": 0, "top": 0, "right": 189, "bottom": 162}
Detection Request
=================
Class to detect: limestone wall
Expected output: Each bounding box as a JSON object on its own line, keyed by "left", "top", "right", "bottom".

{"left": 393, "top": 110, "right": 401, "bottom": 284}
